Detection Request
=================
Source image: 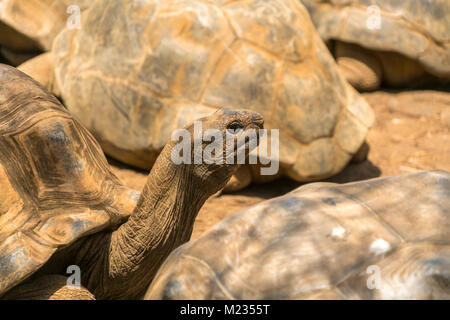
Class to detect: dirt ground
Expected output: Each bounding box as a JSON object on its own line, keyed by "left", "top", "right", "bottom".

{"left": 109, "top": 90, "right": 450, "bottom": 240}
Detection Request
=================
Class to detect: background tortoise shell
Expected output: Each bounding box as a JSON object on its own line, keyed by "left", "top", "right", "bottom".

{"left": 52, "top": 0, "right": 374, "bottom": 182}
{"left": 302, "top": 0, "right": 450, "bottom": 79}
{"left": 145, "top": 170, "right": 450, "bottom": 299}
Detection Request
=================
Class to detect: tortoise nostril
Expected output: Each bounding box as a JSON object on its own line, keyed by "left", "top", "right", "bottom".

{"left": 251, "top": 112, "right": 264, "bottom": 127}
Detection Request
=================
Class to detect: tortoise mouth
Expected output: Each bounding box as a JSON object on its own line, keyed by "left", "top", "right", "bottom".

{"left": 249, "top": 121, "right": 264, "bottom": 130}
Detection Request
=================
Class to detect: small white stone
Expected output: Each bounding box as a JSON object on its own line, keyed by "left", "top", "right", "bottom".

{"left": 330, "top": 226, "right": 347, "bottom": 240}
{"left": 369, "top": 238, "right": 391, "bottom": 256}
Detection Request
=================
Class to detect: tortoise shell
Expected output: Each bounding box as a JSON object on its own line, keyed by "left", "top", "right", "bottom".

{"left": 52, "top": 0, "right": 374, "bottom": 182}
{"left": 0, "top": 64, "right": 137, "bottom": 295}
{"left": 302, "top": 0, "right": 450, "bottom": 78}
{"left": 145, "top": 170, "right": 450, "bottom": 299}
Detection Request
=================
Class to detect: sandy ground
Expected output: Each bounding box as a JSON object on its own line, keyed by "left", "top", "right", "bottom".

{"left": 109, "top": 90, "right": 450, "bottom": 240}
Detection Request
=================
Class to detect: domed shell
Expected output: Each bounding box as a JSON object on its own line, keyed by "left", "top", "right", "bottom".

{"left": 302, "top": 0, "right": 450, "bottom": 78}
{"left": 53, "top": 0, "right": 374, "bottom": 182}
{"left": 0, "top": 64, "right": 136, "bottom": 295}
{"left": 145, "top": 170, "right": 450, "bottom": 299}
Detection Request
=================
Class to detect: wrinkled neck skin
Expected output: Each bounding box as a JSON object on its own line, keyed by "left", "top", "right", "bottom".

{"left": 78, "top": 143, "right": 213, "bottom": 299}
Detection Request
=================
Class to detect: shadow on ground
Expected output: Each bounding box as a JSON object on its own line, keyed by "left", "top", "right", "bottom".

{"left": 223, "top": 159, "right": 382, "bottom": 200}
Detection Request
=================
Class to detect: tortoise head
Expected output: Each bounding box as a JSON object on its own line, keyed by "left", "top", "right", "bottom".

{"left": 168, "top": 108, "right": 264, "bottom": 194}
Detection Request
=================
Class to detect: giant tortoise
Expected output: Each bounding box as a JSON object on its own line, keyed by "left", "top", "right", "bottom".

{"left": 145, "top": 170, "right": 450, "bottom": 299}
{"left": 302, "top": 0, "right": 450, "bottom": 90}
{"left": 0, "top": 64, "right": 263, "bottom": 299}
{"left": 21, "top": 0, "right": 374, "bottom": 191}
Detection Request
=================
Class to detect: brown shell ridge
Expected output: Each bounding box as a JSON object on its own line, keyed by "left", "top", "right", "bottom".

{"left": 0, "top": 111, "right": 71, "bottom": 136}
{"left": 0, "top": 231, "right": 57, "bottom": 296}
{"left": 75, "top": 69, "right": 173, "bottom": 101}
{"left": 180, "top": 254, "right": 237, "bottom": 300}
{"left": 321, "top": 186, "right": 407, "bottom": 242}
{"left": 197, "top": 37, "right": 238, "bottom": 104}
{"left": 217, "top": 5, "right": 238, "bottom": 38}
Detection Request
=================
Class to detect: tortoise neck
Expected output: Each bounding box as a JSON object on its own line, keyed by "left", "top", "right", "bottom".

{"left": 134, "top": 148, "right": 208, "bottom": 244}
{"left": 107, "top": 143, "right": 209, "bottom": 298}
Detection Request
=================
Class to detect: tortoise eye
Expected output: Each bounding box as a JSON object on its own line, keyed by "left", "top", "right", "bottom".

{"left": 227, "top": 121, "right": 244, "bottom": 134}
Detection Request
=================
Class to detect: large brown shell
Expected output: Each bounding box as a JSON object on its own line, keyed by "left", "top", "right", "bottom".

{"left": 0, "top": 64, "right": 137, "bottom": 295}
{"left": 145, "top": 170, "right": 450, "bottom": 299}
{"left": 302, "top": 0, "right": 450, "bottom": 78}
{"left": 53, "top": 0, "right": 374, "bottom": 182}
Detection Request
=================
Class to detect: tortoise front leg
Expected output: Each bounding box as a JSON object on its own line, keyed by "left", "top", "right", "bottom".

{"left": 2, "top": 275, "right": 95, "bottom": 300}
